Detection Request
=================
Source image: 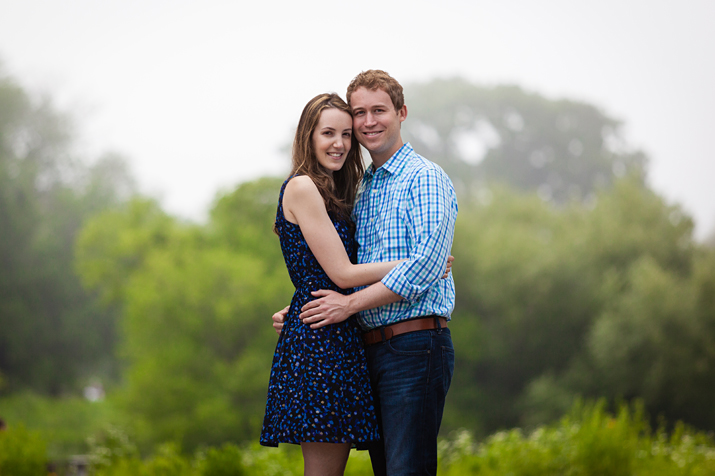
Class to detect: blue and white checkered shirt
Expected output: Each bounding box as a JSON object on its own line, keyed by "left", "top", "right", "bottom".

{"left": 352, "top": 143, "right": 458, "bottom": 330}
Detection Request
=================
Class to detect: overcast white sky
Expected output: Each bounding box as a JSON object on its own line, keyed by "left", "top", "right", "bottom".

{"left": 1, "top": 0, "right": 714, "bottom": 239}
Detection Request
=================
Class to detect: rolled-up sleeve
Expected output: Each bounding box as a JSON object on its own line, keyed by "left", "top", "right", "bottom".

{"left": 382, "top": 168, "right": 457, "bottom": 302}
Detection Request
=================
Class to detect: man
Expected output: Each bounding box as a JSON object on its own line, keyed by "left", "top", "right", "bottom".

{"left": 276, "top": 70, "right": 458, "bottom": 475}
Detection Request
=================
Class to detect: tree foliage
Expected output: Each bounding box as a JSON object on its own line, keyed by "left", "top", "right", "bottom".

{"left": 403, "top": 78, "right": 647, "bottom": 203}
{"left": 0, "top": 67, "right": 135, "bottom": 394}
{"left": 76, "top": 178, "right": 292, "bottom": 450}
{"left": 4, "top": 71, "right": 715, "bottom": 456}
{"left": 444, "top": 174, "right": 712, "bottom": 436}
{"left": 74, "top": 175, "right": 714, "bottom": 450}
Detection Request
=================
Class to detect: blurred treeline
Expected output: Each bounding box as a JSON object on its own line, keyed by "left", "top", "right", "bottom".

{"left": 0, "top": 65, "right": 136, "bottom": 395}
{"left": 1, "top": 66, "right": 715, "bottom": 458}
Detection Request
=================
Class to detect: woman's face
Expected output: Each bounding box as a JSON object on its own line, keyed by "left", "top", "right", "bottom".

{"left": 312, "top": 108, "right": 353, "bottom": 175}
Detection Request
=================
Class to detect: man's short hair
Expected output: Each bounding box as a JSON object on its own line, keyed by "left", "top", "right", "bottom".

{"left": 347, "top": 70, "right": 404, "bottom": 112}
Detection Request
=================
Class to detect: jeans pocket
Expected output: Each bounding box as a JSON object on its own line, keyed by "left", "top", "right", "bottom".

{"left": 386, "top": 331, "right": 432, "bottom": 356}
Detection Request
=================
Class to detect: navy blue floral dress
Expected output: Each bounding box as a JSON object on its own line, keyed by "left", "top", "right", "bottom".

{"left": 260, "top": 177, "right": 379, "bottom": 448}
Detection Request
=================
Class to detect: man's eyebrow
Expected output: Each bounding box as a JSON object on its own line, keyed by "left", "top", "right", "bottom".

{"left": 352, "top": 104, "right": 388, "bottom": 111}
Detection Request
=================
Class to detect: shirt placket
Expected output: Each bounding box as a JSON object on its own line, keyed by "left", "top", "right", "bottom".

{"left": 366, "top": 170, "right": 387, "bottom": 328}
{"left": 370, "top": 169, "right": 386, "bottom": 261}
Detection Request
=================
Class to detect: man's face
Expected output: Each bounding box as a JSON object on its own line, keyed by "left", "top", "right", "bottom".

{"left": 350, "top": 87, "right": 407, "bottom": 166}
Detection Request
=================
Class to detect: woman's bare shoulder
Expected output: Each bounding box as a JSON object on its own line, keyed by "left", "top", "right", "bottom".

{"left": 285, "top": 175, "right": 320, "bottom": 198}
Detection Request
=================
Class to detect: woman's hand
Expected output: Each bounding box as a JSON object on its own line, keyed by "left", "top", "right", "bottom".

{"left": 442, "top": 255, "right": 455, "bottom": 279}
{"left": 271, "top": 306, "right": 289, "bottom": 334}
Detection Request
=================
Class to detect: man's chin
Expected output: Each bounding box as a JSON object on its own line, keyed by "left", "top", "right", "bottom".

{"left": 358, "top": 135, "right": 382, "bottom": 149}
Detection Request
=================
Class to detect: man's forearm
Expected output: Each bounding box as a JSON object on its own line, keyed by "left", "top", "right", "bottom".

{"left": 346, "top": 281, "right": 403, "bottom": 315}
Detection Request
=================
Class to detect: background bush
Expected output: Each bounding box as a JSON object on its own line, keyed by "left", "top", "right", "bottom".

{"left": 0, "top": 423, "right": 47, "bottom": 476}
{"left": 4, "top": 401, "right": 712, "bottom": 476}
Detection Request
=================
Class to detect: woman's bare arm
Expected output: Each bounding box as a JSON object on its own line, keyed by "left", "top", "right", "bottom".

{"left": 283, "top": 176, "right": 401, "bottom": 289}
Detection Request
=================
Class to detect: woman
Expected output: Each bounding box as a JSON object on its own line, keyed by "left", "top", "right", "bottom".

{"left": 260, "top": 93, "right": 401, "bottom": 476}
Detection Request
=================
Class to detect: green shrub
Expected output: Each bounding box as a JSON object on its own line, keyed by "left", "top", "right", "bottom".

{"left": 196, "top": 443, "right": 246, "bottom": 476}
{"left": 90, "top": 441, "right": 192, "bottom": 476}
{"left": 87, "top": 425, "right": 140, "bottom": 471}
{"left": 238, "top": 442, "right": 302, "bottom": 476}
{"left": 77, "top": 404, "right": 715, "bottom": 475}
{"left": 438, "top": 399, "right": 715, "bottom": 475}
{"left": 0, "top": 391, "right": 118, "bottom": 459}
{"left": 7, "top": 398, "right": 709, "bottom": 476}
{"left": 0, "top": 423, "right": 47, "bottom": 476}
{"left": 137, "top": 443, "right": 192, "bottom": 476}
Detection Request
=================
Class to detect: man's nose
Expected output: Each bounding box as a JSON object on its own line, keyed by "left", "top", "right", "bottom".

{"left": 365, "top": 112, "right": 377, "bottom": 126}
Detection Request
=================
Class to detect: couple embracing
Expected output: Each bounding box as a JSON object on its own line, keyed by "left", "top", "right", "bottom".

{"left": 260, "top": 70, "right": 458, "bottom": 476}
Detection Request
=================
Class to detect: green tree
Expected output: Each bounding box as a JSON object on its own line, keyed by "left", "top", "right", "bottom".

{"left": 75, "top": 198, "right": 176, "bottom": 307}
{"left": 76, "top": 178, "right": 292, "bottom": 450}
{"left": 0, "top": 66, "right": 135, "bottom": 394}
{"left": 208, "top": 176, "right": 287, "bottom": 271}
{"left": 401, "top": 81, "right": 704, "bottom": 435}
{"left": 446, "top": 185, "right": 596, "bottom": 433}
{"left": 403, "top": 78, "right": 647, "bottom": 202}
{"left": 584, "top": 248, "right": 715, "bottom": 427}
{"left": 443, "top": 175, "right": 706, "bottom": 435}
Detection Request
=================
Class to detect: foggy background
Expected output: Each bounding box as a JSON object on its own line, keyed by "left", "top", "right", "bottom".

{"left": 1, "top": 0, "right": 713, "bottom": 239}
{"left": 4, "top": 2, "right": 715, "bottom": 469}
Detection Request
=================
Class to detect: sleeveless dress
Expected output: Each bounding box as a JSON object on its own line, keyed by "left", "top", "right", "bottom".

{"left": 260, "top": 177, "right": 379, "bottom": 448}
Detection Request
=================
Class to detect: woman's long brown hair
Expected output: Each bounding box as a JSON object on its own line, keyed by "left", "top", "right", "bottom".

{"left": 281, "top": 93, "right": 363, "bottom": 229}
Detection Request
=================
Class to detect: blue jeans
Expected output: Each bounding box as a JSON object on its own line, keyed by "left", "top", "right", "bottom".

{"left": 365, "top": 327, "right": 455, "bottom": 476}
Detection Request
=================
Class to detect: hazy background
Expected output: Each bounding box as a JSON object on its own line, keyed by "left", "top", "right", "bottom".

{"left": 4, "top": 1, "right": 715, "bottom": 465}
{"left": 1, "top": 0, "right": 714, "bottom": 238}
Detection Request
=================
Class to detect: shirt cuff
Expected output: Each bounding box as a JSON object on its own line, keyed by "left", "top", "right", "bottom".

{"left": 381, "top": 264, "right": 422, "bottom": 302}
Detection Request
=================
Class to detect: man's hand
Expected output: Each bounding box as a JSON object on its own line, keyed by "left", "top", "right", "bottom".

{"left": 272, "top": 306, "right": 289, "bottom": 334}
{"left": 300, "top": 290, "right": 353, "bottom": 329}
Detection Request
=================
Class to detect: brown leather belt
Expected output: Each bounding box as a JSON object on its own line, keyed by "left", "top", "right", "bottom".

{"left": 362, "top": 316, "right": 448, "bottom": 346}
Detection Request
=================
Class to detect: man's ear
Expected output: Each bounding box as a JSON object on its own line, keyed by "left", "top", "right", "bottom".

{"left": 398, "top": 105, "right": 407, "bottom": 123}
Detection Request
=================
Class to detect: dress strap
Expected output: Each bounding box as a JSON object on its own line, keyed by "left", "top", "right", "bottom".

{"left": 276, "top": 174, "right": 299, "bottom": 228}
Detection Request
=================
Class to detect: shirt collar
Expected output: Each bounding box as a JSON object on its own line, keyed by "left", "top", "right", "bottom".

{"left": 365, "top": 142, "right": 413, "bottom": 178}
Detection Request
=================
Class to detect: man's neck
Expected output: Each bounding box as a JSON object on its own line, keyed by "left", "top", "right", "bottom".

{"left": 370, "top": 142, "right": 405, "bottom": 169}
